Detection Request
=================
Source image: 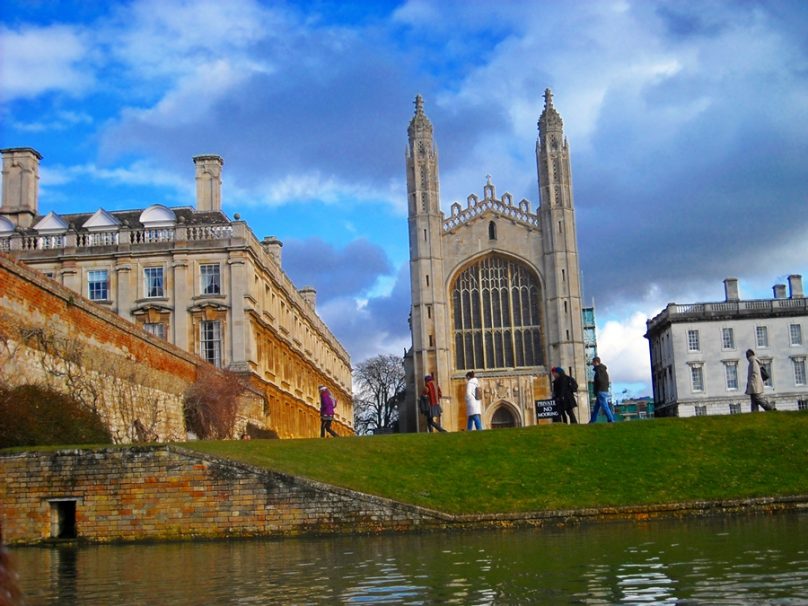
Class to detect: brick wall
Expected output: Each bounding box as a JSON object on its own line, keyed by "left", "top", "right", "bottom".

{"left": 0, "top": 254, "right": 265, "bottom": 442}
{"left": 0, "top": 447, "right": 445, "bottom": 545}
{"left": 3, "top": 447, "right": 806, "bottom": 546}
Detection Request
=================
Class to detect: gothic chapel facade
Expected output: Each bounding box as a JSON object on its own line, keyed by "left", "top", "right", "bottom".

{"left": 403, "top": 90, "right": 589, "bottom": 432}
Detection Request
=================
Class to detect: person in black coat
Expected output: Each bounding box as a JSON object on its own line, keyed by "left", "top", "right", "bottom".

{"left": 551, "top": 367, "right": 578, "bottom": 424}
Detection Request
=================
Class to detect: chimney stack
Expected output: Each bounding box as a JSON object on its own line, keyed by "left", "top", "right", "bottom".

{"left": 773, "top": 284, "right": 787, "bottom": 299}
{"left": 788, "top": 274, "right": 804, "bottom": 299}
{"left": 193, "top": 155, "right": 223, "bottom": 212}
{"left": 299, "top": 286, "right": 317, "bottom": 309}
{"left": 261, "top": 236, "right": 283, "bottom": 265}
{"left": 723, "top": 278, "right": 739, "bottom": 302}
{"left": 1, "top": 147, "right": 42, "bottom": 228}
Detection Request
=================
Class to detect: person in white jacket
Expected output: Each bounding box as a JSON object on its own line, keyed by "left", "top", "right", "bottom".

{"left": 745, "top": 349, "right": 775, "bottom": 412}
{"left": 465, "top": 371, "right": 484, "bottom": 430}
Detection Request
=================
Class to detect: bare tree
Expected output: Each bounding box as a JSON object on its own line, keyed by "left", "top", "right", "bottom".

{"left": 183, "top": 366, "right": 247, "bottom": 439}
{"left": 353, "top": 354, "right": 405, "bottom": 435}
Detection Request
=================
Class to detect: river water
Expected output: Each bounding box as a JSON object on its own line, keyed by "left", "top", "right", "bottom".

{"left": 9, "top": 512, "right": 808, "bottom": 605}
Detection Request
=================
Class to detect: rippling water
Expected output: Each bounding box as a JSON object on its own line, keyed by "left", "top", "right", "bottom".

{"left": 9, "top": 513, "right": 808, "bottom": 605}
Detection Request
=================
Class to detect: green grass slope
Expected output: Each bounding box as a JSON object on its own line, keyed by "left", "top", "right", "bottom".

{"left": 182, "top": 412, "right": 806, "bottom": 515}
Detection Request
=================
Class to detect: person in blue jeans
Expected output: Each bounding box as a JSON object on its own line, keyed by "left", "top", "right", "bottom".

{"left": 589, "top": 357, "right": 616, "bottom": 423}
{"left": 465, "top": 371, "right": 484, "bottom": 430}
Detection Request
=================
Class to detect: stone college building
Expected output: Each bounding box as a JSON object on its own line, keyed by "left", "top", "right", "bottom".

{"left": 0, "top": 148, "right": 352, "bottom": 438}
{"left": 403, "top": 90, "right": 589, "bottom": 431}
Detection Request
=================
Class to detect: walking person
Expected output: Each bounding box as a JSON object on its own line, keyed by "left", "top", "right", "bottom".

{"left": 588, "top": 357, "right": 616, "bottom": 423}
{"left": 318, "top": 385, "right": 339, "bottom": 437}
{"left": 551, "top": 367, "right": 578, "bottom": 424}
{"left": 421, "top": 375, "right": 448, "bottom": 432}
{"left": 465, "top": 371, "right": 484, "bottom": 430}
{"left": 745, "top": 349, "right": 775, "bottom": 412}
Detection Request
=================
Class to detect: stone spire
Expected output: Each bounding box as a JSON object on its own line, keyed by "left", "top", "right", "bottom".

{"left": 408, "top": 94, "right": 433, "bottom": 139}
{"left": 538, "top": 88, "right": 563, "bottom": 134}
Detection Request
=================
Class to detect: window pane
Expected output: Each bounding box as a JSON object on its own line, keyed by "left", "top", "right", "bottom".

{"left": 450, "top": 255, "right": 543, "bottom": 370}
{"left": 144, "top": 322, "right": 166, "bottom": 339}
{"left": 200, "top": 320, "right": 222, "bottom": 367}
{"left": 790, "top": 324, "right": 803, "bottom": 346}
{"left": 88, "top": 270, "right": 108, "bottom": 301}
{"left": 794, "top": 359, "right": 806, "bottom": 385}
{"left": 144, "top": 267, "right": 164, "bottom": 298}
{"left": 201, "top": 264, "right": 221, "bottom": 295}
{"left": 691, "top": 366, "right": 703, "bottom": 391}
{"left": 762, "top": 362, "right": 772, "bottom": 387}
{"left": 725, "top": 363, "right": 738, "bottom": 390}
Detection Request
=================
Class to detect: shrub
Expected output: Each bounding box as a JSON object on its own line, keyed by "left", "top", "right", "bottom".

{"left": 0, "top": 384, "right": 112, "bottom": 448}
{"left": 183, "top": 367, "right": 247, "bottom": 439}
{"left": 245, "top": 422, "right": 279, "bottom": 440}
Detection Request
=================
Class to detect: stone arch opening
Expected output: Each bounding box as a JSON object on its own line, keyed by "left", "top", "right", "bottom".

{"left": 489, "top": 403, "right": 520, "bottom": 429}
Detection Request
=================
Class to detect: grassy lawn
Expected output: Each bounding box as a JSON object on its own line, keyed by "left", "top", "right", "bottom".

{"left": 184, "top": 411, "right": 808, "bottom": 515}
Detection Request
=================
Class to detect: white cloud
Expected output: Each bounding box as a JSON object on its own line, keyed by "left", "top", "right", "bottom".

{"left": 232, "top": 172, "right": 403, "bottom": 212}
{"left": 597, "top": 311, "right": 652, "bottom": 386}
{"left": 40, "top": 161, "right": 190, "bottom": 195}
{"left": 10, "top": 110, "right": 94, "bottom": 133}
{"left": 118, "top": 59, "right": 259, "bottom": 127}
{"left": 0, "top": 25, "right": 93, "bottom": 101}
{"left": 109, "top": 0, "right": 275, "bottom": 80}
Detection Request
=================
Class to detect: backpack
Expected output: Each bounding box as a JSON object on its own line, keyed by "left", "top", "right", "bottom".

{"left": 760, "top": 364, "right": 769, "bottom": 382}
{"left": 474, "top": 386, "right": 482, "bottom": 400}
{"left": 569, "top": 376, "right": 578, "bottom": 393}
{"left": 419, "top": 394, "right": 430, "bottom": 414}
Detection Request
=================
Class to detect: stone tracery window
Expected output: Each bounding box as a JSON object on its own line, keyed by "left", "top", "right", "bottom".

{"left": 452, "top": 255, "right": 543, "bottom": 370}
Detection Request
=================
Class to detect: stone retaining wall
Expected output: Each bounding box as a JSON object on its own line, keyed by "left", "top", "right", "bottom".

{"left": 0, "top": 447, "right": 447, "bottom": 545}
{"left": 2, "top": 447, "right": 806, "bottom": 546}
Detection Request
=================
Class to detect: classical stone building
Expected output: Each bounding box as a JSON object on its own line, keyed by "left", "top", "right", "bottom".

{"left": 0, "top": 148, "right": 352, "bottom": 438}
{"left": 645, "top": 276, "right": 808, "bottom": 417}
{"left": 403, "top": 90, "right": 588, "bottom": 431}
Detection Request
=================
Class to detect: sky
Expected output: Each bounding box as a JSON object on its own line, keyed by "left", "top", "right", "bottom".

{"left": 2, "top": 0, "right": 807, "bottom": 399}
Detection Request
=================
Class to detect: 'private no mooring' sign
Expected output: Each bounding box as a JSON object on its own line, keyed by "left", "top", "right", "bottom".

{"left": 534, "top": 399, "right": 558, "bottom": 419}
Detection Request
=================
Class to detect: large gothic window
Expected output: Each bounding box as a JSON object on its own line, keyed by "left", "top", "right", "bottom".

{"left": 452, "top": 255, "right": 544, "bottom": 370}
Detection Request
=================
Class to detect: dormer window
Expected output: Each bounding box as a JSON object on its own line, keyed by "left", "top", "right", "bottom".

{"left": 0, "top": 216, "right": 14, "bottom": 249}
{"left": 33, "top": 211, "right": 68, "bottom": 249}
{"left": 82, "top": 209, "right": 120, "bottom": 246}
{"left": 0, "top": 216, "right": 14, "bottom": 234}
{"left": 138, "top": 205, "right": 176, "bottom": 243}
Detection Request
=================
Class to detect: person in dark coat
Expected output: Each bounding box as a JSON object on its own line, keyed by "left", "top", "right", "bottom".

{"left": 588, "top": 357, "right": 616, "bottom": 423}
{"left": 551, "top": 367, "right": 578, "bottom": 424}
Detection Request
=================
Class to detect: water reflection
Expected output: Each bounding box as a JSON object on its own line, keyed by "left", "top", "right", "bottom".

{"left": 10, "top": 513, "right": 808, "bottom": 605}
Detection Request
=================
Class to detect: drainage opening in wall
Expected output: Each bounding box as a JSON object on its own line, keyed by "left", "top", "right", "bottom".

{"left": 49, "top": 499, "right": 78, "bottom": 539}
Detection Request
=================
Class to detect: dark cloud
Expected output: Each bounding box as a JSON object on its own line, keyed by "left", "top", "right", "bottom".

{"left": 574, "top": 70, "right": 808, "bottom": 308}
{"left": 317, "top": 263, "right": 412, "bottom": 364}
{"left": 282, "top": 236, "right": 393, "bottom": 302}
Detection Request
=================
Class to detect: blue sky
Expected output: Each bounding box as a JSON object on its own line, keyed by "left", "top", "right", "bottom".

{"left": 2, "top": 0, "right": 807, "bottom": 398}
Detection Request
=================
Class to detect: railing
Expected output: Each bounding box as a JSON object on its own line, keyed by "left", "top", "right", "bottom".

{"left": 77, "top": 231, "right": 120, "bottom": 247}
{"left": 649, "top": 297, "right": 808, "bottom": 328}
{"left": 129, "top": 228, "right": 175, "bottom": 244}
{"left": 0, "top": 221, "right": 243, "bottom": 252}
{"left": 186, "top": 224, "right": 233, "bottom": 241}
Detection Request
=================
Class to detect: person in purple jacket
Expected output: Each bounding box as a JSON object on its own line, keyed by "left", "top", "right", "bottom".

{"left": 319, "top": 385, "right": 339, "bottom": 438}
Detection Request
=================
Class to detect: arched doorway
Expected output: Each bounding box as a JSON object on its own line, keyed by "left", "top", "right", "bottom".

{"left": 490, "top": 405, "right": 518, "bottom": 429}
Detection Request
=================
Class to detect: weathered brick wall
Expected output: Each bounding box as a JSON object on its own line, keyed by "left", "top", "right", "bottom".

{"left": 0, "top": 447, "right": 444, "bottom": 545}
{"left": 3, "top": 448, "right": 806, "bottom": 546}
{"left": 0, "top": 254, "right": 265, "bottom": 442}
